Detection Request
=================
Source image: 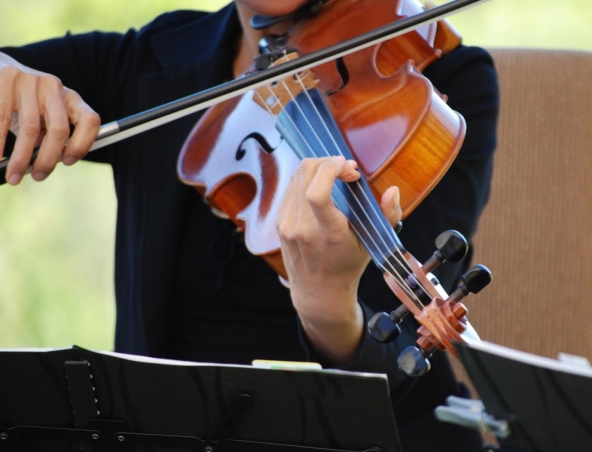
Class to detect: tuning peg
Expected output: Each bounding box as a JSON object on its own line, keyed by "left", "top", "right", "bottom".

{"left": 422, "top": 230, "right": 468, "bottom": 274}
{"left": 398, "top": 345, "right": 435, "bottom": 378}
{"left": 368, "top": 304, "right": 410, "bottom": 343}
{"left": 368, "top": 312, "right": 401, "bottom": 343}
{"left": 462, "top": 264, "right": 493, "bottom": 293}
{"left": 448, "top": 264, "right": 492, "bottom": 303}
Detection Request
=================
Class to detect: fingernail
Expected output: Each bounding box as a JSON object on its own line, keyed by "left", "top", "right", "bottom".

{"left": 7, "top": 173, "right": 22, "bottom": 185}
{"left": 347, "top": 159, "right": 358, "bottom": 168}
{"left": 63, "top": 156, "right": 77, "bottom": 166}
{"left": 32, "top": 172, "right": 48, "bottom": 182}
{"left": 392, "top": 187, "right": 400, "bottom": 210}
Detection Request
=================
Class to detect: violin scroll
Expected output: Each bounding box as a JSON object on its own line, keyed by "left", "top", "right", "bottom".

{"left": 368, "top": 230, "right": 492, "bottom": 377}
{"left": 368, "top": 229, "right": 469, "bottom": 344}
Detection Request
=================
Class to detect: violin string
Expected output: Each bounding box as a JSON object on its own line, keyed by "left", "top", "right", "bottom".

{"left": 263, "top": 78, "right": 421, "bottom": 302}
{"left": 254, "top": 84, "right": 400, "bottom": 270}
{"left": 253, "top": 85, "right": 407, "bottom": 285}
{"left": 281, "top": 82, "right": 429, "bottom": 303}
{"left": 282, "top": 75, "right": 435, "bottom": 302}
{"left": 254, "top": 74, "right": 428, "bottom": 304}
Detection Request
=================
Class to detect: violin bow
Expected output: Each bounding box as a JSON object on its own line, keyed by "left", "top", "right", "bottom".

{"left": 0, "top": 0, "right": 492, "bottom": 179}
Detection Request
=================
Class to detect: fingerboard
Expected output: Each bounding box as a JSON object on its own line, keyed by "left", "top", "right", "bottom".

{"left": 277, "top": 88, "right": 411, "bottom": 278}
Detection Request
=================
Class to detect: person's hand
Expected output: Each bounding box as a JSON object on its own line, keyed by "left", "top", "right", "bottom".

{"left": 276, "top": 156, "right": 402, "bottom": 364}
{"left": 0, "top": 52, "right": 101, "bottom": 185}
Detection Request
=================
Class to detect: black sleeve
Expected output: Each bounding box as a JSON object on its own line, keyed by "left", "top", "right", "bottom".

{"left": 402, "top": 45, "right": 499, "bottom": 290}
{"left": 391, "top": 46, "right": 499, "bottom": 452}
{"left": 0, "top": 10, "right": 201, "bottom": 164}
{"left": 3, "top": 31, "right": 143, "bottom": 117}
{"left": 355, "top": 44, "right": 499, "bottom": 335}
{"left": 0, "top": 9, "right": 210, "bottom": 124}
{"left": 357, "top": 44, "right": 499, "bottom": 316}
{"left": 349, "top": 44, "right": 498, "bottom": 379}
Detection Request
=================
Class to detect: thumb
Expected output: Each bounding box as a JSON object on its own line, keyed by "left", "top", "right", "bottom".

{"left": 380, "top": 186, "right": 402, "bottom": 227}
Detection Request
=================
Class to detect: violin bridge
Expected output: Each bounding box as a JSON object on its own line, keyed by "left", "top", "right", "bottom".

{"left": 253, "top": 53, "right": 319, "bottom": 115}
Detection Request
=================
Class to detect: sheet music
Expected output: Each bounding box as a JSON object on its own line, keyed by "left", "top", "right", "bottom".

{"left": 467, "top": 340, "right": 592, "bottom": 378}
{"left": 0, "top": 345, "right": 388, "bottom": 380}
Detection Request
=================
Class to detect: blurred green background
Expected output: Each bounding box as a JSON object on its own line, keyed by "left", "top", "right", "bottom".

{"left": 0, "top": 0, "right": 590, "bottom": 352}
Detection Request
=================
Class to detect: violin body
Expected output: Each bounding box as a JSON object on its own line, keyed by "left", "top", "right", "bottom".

{"left": 178, "top": 0, "right": 465, "bottom": 277}
{"left": 177, "top": 0, "right": 493, "bottom": 371}
{"left": 178, "top": 89, "right": 298, "bottom": 276}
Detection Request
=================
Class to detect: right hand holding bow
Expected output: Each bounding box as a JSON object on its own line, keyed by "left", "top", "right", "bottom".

{"left": 0, "top": 52, "right": 100, "bottom": 185}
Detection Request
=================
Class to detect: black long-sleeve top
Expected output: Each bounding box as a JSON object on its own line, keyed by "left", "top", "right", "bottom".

{"left": 2, "top": 4, "right": 499, "bottom": 451}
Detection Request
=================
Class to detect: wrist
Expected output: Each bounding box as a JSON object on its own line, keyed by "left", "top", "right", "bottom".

{"left": 299, "top": 302, "right": 364, "bottom": 366}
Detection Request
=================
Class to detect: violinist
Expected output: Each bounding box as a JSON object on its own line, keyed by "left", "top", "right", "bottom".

{"left": 0, "top": 0, "right": 498, "bottom": 450}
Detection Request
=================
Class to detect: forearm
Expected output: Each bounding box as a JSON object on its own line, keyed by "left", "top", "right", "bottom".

{"left": 298, "top": 299, "right": 364, "bottom": 365}
{"left": 298, "top": 299, "right": 419, "bottom": 397}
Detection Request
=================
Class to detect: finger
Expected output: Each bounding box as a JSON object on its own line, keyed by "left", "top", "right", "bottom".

{"left": 277, "top": 158, "right": 318, "bottom": 243}
{"left": 62, "top": 88, "right": 100, "bottom": 165}
{"left": 337, "top": 158, "right": 360, "bottom": 183}
{"left": 379, "top": 185, "right": 403, "bottom": 227}
{"left": 30, "top": 82, "right": 72, "bottom": 181}
{"left": 0, "top": 83, "right": 15, "bottom": 162}
{"left": 277, "top": 163, "right": 300, "bottom": 240}
{"left": 306, "top": 156, "right": 351, "bottom": 228}
{"left": 7, "top": 80, "right": 42, "bottom": 185}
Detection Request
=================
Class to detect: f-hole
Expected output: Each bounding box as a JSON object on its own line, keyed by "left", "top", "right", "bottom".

{"left": 236, "top": 132, "right": 280, "bottom": 160}
{"left": 326, "top": 57, "right": 350, "bottom": 95}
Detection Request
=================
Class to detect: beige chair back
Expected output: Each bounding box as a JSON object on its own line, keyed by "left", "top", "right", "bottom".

{"left": 465, "top": 47, "right": 592, "bottom": 362}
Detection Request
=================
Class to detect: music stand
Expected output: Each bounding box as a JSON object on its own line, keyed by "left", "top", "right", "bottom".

{"left": 454, "top": 341, "right": 592, "bottom": 452}
{"left": 0, "top": 346, "right": 400, "bottom": 452}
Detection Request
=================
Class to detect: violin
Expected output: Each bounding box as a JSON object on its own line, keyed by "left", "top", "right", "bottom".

{"left": 0, "top": 0, "right": 493, "bottom": 376}
{"left": 177, "top": 0, "right": 492, "bottom": 376}
{"left": 0, "top": 0, "right": 488, "bottom": 174}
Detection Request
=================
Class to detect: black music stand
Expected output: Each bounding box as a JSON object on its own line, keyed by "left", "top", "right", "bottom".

{"left": 453, "top": 341, "right": 592, "bottom": 452}
{"left": 0, "top": 346, "right": 400, "bottom": 452}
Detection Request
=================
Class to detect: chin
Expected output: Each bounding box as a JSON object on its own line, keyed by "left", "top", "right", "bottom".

{"left": 237, "top": 0, "right": 311, "bottom": 18}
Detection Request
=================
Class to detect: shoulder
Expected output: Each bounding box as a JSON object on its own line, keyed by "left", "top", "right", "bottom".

{"left": 136, "top": 10, "right": 212, "bottom": 39}
{"left": 432, "top": 45, "right": 496, "bottom": 75}
{"left": 424, "top": 45, "right": 499, "bottom": 95}
{"left": 133, "top": 5, "right": 240, "bottom": 70}
{"left": 423, "top": 45, "right": 500, "bottom": 116}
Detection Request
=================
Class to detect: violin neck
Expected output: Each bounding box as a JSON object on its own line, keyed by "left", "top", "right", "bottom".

{"left": 276, "top": 88, "right": 408, "bottom": 271}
